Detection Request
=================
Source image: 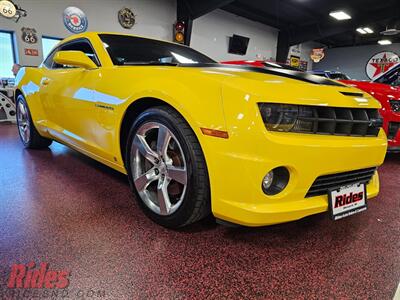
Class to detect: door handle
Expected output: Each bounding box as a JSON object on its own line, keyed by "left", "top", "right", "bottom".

{"left": 41, "top": 78, "right": 50, "bottom": 86}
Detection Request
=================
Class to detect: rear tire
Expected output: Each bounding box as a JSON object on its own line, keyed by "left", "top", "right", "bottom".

{"left": 126, "top": 106, "right": 210, "bottom": 228}
{"left": 16, "top": 95, "right": 52, "bottom": 149}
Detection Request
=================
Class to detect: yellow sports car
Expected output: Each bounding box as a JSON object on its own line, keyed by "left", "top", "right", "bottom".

{"left": 15, "top": 32, "right": 387, "bottom": 228}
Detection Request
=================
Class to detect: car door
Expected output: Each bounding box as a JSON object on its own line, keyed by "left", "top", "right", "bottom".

{"left": 39, "top": 48, "right": 66, "bottom": 132}
{"left": 39, "top": 39, "right": 108, "bottom": 158}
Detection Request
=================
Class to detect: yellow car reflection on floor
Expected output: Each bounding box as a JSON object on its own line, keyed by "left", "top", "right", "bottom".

{"left": 14, "top": 32, "right": 387, "bottom": 228}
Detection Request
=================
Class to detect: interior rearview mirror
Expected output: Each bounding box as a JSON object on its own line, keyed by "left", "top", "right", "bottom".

{"left": 53, "top": 50, "right": 97, "bottom": 69}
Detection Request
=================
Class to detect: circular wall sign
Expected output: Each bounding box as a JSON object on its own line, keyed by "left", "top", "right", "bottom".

{"left": 310, "top": 48, "right": 325, "bottom": 63}
{"left": 0, "top": 0, "right": 16, "bottom": 18}
{"left": 365, "top": 51, "right": 400, "bottom": 80}
{"left": 63, "top": 6, "right": 88, "bottom": 33}
{"left": 118, "top": 7, "right": 135, "bottom": 29}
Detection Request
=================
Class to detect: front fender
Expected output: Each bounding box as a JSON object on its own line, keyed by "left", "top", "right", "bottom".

{"left": 93, "top": 67, "right": 228, "bottom": 167}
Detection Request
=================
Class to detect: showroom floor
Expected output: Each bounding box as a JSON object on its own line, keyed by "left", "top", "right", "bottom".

{"left": 0, "top": 123, "right": 399, "bottom": 299}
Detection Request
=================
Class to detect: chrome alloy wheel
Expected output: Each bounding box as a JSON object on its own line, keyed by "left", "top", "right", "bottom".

{"left": 131, "top": 122, "right": 188, "bottom": 216}
{"left": 17, "top": 101, "right": 30, "bottom": 144}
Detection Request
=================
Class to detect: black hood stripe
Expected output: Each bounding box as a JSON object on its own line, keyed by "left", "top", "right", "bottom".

{"left": 182, "top": 63, "right": 344, "bottom": 87}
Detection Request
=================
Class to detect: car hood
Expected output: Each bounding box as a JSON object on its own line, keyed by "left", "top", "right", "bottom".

{"left": 340, "top": 80, "right": 400, "bottom": 100}
{"left": 181, "top": 65, "right": 382, "bottom": 109}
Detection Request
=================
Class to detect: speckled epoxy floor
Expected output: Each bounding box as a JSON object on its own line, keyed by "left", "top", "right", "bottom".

{"left": 0, "top": 124, "right": 399, "bottom": 299}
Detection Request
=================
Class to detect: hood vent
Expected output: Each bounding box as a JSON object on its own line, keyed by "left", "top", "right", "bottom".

{"left": 340, "top": 91, "right": 364, "bottom": 97}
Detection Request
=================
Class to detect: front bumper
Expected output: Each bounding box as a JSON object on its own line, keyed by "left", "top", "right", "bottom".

{"left": 201, "top": 129, "right": 387, "bottom": 227}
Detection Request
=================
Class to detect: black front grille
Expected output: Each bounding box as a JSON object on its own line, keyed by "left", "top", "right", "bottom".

{"left": 388, "top": 122, "right": 400, "bottom": 140}
{"left": 297, "top": 107, "right": 382, "bottom": 137}
{"left": 306, "top": 167, "right": 377, "bottom": 198}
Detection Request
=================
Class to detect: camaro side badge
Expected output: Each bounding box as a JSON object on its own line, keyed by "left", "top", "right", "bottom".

{"left": 95, "top": 104, "right": 114, "bottom": 111}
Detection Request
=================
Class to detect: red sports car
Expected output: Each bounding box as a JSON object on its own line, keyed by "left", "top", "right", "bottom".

{"left": 340, "top": 64, "right": 400, "bottom": 152}
{"left": 223, "top": 60, "right": 400, "bottom": 152}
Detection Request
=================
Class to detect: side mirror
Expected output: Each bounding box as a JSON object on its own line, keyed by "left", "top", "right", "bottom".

{"left": 53, "top": 50, "right": 97, "bottom": 69}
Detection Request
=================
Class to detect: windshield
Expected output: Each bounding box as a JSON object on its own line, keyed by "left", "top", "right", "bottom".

{"left": 373, "top": 63, "right": 400, "bottom": 86}
{"left": 99, "top": 34, "right": 216, "bottom": 66}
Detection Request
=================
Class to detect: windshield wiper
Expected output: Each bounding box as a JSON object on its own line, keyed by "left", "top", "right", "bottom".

{"left": 122, "top": 61, "right": 178, "bottom": 66}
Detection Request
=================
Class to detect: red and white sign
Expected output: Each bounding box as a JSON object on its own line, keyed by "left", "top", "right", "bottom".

{"left": 24, "top": 48, "right": 39, "bottom": 56}
{"left": 310, "top": 48, "right": 325, "bottom": 63}
{"left": 366, "top": 51, "right": 400, "bottom": 79}
{"left": 329, "top": 182, "right": 367, "bottom": 220}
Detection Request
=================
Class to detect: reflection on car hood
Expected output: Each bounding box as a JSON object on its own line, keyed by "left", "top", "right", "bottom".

{"left": 181, "top": 63, "right": 345, "bottom": 87}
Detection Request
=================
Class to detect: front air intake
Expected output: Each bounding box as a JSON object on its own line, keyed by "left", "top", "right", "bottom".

{"left": 302, "top": 107, "right": 382, "bottom": 136}
{"left": 306, "top": 167, "right": 377, "bottom": 198}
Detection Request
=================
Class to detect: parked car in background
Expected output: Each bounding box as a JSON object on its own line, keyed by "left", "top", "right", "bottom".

{"left": 310, "top": 70, "right": 351, "bottom": 80}
{"left": 340, "top": 63, "right": 400, "bottom": 152}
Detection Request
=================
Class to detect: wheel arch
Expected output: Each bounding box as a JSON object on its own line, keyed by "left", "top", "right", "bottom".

{"left": 119, "top": 97, "right": 196, "bottom": 166}
{"left": 14, "top": 88, "right": 24, "bottom": 102}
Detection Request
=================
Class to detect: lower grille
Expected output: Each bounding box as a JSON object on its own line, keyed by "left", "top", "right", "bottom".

{"left": 306, "top": 167, "right": 377, "bottom": 198}
{"left": 388, "top": 122, "right": 400, "bottom": 140}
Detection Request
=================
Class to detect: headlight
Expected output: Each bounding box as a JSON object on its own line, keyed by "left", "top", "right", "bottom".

{"left": 389, "top": 100, "right": 400, "bottom": 113}
{"left": 258, "top": 103, "right": 383, "bottom": 136}
{"left": 258, "top": 103, "right": 313, "bottom": 133}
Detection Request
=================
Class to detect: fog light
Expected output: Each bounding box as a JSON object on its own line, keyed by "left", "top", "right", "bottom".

{"left": 262, "top": 167, "right": 290, "bottom": 195}
{"left": 262, "top": 171, "right": 274, "bottom": 190}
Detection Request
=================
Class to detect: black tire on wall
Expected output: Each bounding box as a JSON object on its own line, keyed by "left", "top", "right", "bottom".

{"left": 126, "top": 106, "right": 210, "bottom": 228}
{"left": 16, "top": 95, "right": 52, "bottom": 149}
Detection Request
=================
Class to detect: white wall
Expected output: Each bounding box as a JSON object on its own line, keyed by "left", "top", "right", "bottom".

{"left": 1, "top": 2, "right": 281, "bottom": 67}
{"left": 0, "top": 0, "right": 176, "bottom": 66}
{"left": 314, "top": 43, "right": 400, "bottom": 80}
{"left": 191, "top": 9, "right": 278, "bottom": 62}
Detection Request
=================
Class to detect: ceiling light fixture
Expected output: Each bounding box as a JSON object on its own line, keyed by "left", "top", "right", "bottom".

{"left": 380, "top": 27, "right": 400, "bottom": 36}
{"left": 363, "top": 27, "right": 373, "bottom": 34}
{"left": 357, "top": 28, "right": 367, "bottom": 34}
{"left": 329, "top": 11, "right": 352, "bottom": 20}
{"left": 378, "top": 39, "right": 392, "bottom": 45}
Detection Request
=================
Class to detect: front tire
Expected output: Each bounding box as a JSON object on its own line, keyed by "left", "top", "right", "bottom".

{"left": 126, "top": 106, "right": 210, "bottom": 228}
{"left": 16, "top": 95, "right": 52, "bottom": 149}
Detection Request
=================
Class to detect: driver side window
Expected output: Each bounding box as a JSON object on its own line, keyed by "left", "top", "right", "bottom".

{"left": 375, "top": 67, "right": 400, "bottom": 86}
{"left": 390, "top": 70, "right": 400, "bottom": 86}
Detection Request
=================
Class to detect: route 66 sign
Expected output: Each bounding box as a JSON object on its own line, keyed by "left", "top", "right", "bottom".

{"left": 21, "top": 27, "right": 38, "bottom": 44}
{"left": 118, "top": 7, "right": 135, "bottom": 29}
{"left": 0, "top": 0, "right": 16, "bottom": 18}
